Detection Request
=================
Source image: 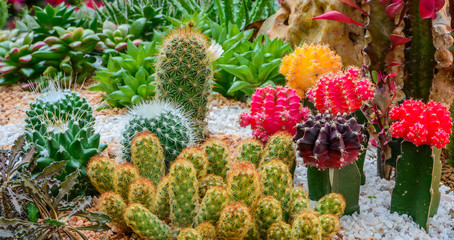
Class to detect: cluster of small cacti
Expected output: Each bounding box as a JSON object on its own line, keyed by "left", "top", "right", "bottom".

{"left": 306, "top": 67, "right": 375, "bottom": 115}
{"left": 293, "top": 112, "right": 364, "bottom": 169}
{"left": 156, "top": 27, "right": 215, "bottom": 139}
{"left": 240, "top": 85, "right": 311, "bottom": 142}
{"left": 90, "top": 131, "right": 346, "bottom": 239}
{"left": 279, "top": 44, "right": 342, "bottom": 98}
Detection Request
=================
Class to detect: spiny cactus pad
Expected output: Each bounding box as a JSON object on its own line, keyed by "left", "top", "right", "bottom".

{"left": 198, "top": 174, "right": 224, "bottom": 199}
{"left": 260, "top": 159, "right": 292, "bottom": 218}
{"left": 124, "top": 203, "right": 171, "bottom": 240}
{"left": 234, "top": 138, "right": 264, "bottom": 167}
{"left": 217, "top": 202, "right": 252, "bottom": 240}
{"left": 267, "top": 221, "right": 292, "bottom": 240}
{"left": 260, "top": 131, "right": 296, "bottom": 170}
{"left": 153, "top": 175, "right": 171, "bottom": 222}
{"left": 113, "top": 163, "right": 140, "bottom": 201}
{"left": 131, "top": 131, "right": 165, "bottom": 185}
{"left": 128, "top": 178, "right": 155, "bottom": 212}
{"left": 226, "top": 161, "right": 261, "bottom": 209}
{"left": 176, "top": 147, "right": 209, "bottom": 180}
{"left": 291, "top": 212, "right": 323, "bottom": 240}
{"left": 196, "top": 186, "right": 229, "bottom": 225}
{"left": 98, "top": 191, "right": 126, "bottom": 225}
{"left": 255, "top": 196, "right": 283, "bottom": 239}
{"left": 201, "top": 138, "right": 230, "bottom": 179}
{"left": 319, "top": 214, "right": 340, "bottom": 238}
{"left": 87, "top": 156, "right": 116, "bottom": 194}
{"left": 290, "top": 196, "right": 311, "bottom": 222}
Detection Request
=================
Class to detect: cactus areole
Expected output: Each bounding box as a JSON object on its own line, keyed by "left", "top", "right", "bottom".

{"left": 293, "top": 112, "right": 364, "bottom": 169}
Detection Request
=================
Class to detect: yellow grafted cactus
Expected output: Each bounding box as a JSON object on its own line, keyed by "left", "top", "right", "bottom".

{"left": 217, "top": 202, "right": 252, "bottom": 240}
{"left": 176, "top": 147, "right": 209, "bottom": 180}
{"left": 124, "top": 203, "right": 171, "bottom": 240}
{"left": 195, "top": 222, "right": 217, "bottom": 240}
{"left": 130, "top": 131, "right": 165, "bottom": 186}
{"left": 280, "top": 44, "right": 342, "bottom": 98}
{"left": 128, "top": 177, "right": 155, "bottom": 212}
{"left": 319, "top": 214, "right": 340, "bottom": 239}
{"left": 198, "top": 174, "right": 224, "bottom": 199}
{"left": 291, "top": 212, "right": 323, "bottom": 240}
{"left": 177, "top": 228, "right": 202, "bottom": 240}
{"left": 98, "top": 191, "right": 126, "bottom": 225}
{"left": 113, "top": 163, "right": 140, "bottom": 201}
{"left": 152, "top": 174, "right": 171, "bottom": 222}
{"left": 87, "top": 156, "right": 116, "bottom": 194}
{"left": 226, "top": 161, "right": 261, "bottom": 209}
{"left": 201, "top": 138, "right": 230, "bottom": 179}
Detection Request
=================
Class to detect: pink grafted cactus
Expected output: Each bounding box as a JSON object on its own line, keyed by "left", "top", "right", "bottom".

{"left": 306, "top": 68, "right": 374, "bottom": 115}
{"left": 240, "top": 86, "right": 310, "bottom": 142}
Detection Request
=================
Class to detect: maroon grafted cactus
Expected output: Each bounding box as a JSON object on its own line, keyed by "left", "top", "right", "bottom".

{"left": 240, "top": 85, "right": 310, "bottom": 142}
{"left": 293, "top": 112, "right": 364, "bottom": 169}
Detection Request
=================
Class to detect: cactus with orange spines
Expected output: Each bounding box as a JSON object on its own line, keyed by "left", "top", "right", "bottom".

{"left": 177, "top": 147, "right": 209, "bottom": 180}
{"left": 314, "top": 193, "right": 346, "bottom": 218}
{"left": 98, "top": 191, "right": 127, "bottom": 225}
{"left": 113, "top": 162, "right": 140, "bottom": 201}
{"left": 259, "top": 132, "right": 296, "bottom": 171}
{"left": 291, "top": 186, "right": 309, "bottom": 201}
{"left": 195, "top": 222, "right": 216, "bottom": 240}
{"left": 152, "top": 174, "right": 171, "bottom": 222}
{"left": 217, "top": 202, "right": 253, "bottom": 240}
{"left": 291, "top": 212, "right": 323, "bottom": 240}
{"left": 196, "top": 186, "right": 230, "bottom": 225}
{"left": 226, "top": 161, "right": 261, "bottom": 209}
{"left": 128, "top": 177, "right": 155, "bottom": 212}
{"left": 319, "top": 214, "right": 340, "bottom": 239}
{"left": 267, "top": 221, "right": 292, "bottom": 240}
{"left": 254, "top": 196, "right": 283, "bottom": 239}
{"left": 201, "top": 138, "right": 230, "bottom": 179}
{"left": 177, "top": 228, "right": 202, "bottom": 240}
{"left": 198, "top": 174, "right": 224, "bottom": 199}
{"left": 290, "top": 196, "right": 311, "bottom": 222}
{"left": 87, "top": 156, "right": 116, "bottom": 194}
{"left": 234, "top": 138, "right": 263, "bottom": 168}
{"left": 130, "top": 131, "right": 165, "bottom": 185}
{"left": 124, "top": 203, "right": 171, "bottom": 240}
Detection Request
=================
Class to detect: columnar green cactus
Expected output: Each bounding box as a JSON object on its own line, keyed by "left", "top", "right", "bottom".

{"left": 314, "top": 193, "right": 346, "bottom": 217}
{"left": 196, "top": 186, "right": 229, "bottom": 225}
{"left": 255, "top": 196, "right": 283, "bottom": 239}
{"left": 98, "top": 191, "right": 126, "bottom": 225}
{"left": 234, "top": 139, "right": 263, "bottom": 167}
{"left": 291, "top": 186, "right": 309, "bottom": 200}
{"left": 260, "top": 159, "right": 292, "bottom": 219}
{"left": 319, "top": 214, "right": 340, "bottom": 239}
{"left": 177, "top": 228, "right": 202, "bottom": 240}
{"left": 87, "top": 156, "right": 116, "bottom": 193}
{"left": 156, "top": 27, "right": 215, "bottom": 139}
{"left": 267, "top": 221, "right": 292, "bottom": 240}
{"left": 122, "top": 100, "right": 196, "bottom": 167}
{"left": 124, "top": 203, "right": 171, "bottom": 240}
{"left": 168, "top": 159, "right": 199, "bottom": 227}
{"left": 291, "top": 212, "right": 322, "bottom": 240}
{"left": 0, "top": 0, "right": 8, "bottom": 29}
{"left": 290, "top": 197, "right": 311, "bottom": 222}
{"left": 177, "top": 147, "right": 209, "bottom": 180}
{"left": 131, "top": 131, "right": 165, "bottom": 185}
{"left": 195, "top": 222, "right": 216, "bottom": 240}
{"left": 259, "top": 132, "right": 296, "bottom": 172}
{"left": 128, "top": 177, "right": 155, "bottom": 212}
{"left": 217, "top": 202, "right": 252, "bottom": 240}
{"left": 153, "top": 175, "right": 171, "bottom": 222}
{"left": 201, "top": 138, "right": 230, "bottom": 179}
{"left": 198, "top": 174, "right": 224, "bottom": 199}
{"left": 113, "top": 163, "right": 140, "bottom": 201}
{"left": 226, "top": 161, "right": 261, "bottom": 209}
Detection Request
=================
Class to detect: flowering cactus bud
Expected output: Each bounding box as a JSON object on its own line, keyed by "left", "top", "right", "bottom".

{"left": 293, "top": 112, "right": 364, "bottom": 169}
{"left": 240, "top": 86, "right": 310, "bottom": 142}
{"left": 306, "top": 68, "right": 374, "bottom": 115}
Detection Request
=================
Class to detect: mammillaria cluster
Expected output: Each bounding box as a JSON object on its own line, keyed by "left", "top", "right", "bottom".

{"left": 240, "top": 85, "right": 310, "bottom": 142}
{"left": 306, "top": 68, "right": 374, "bottom": 115}
{"left": 279, "top": 44, "right": 342, "bottom": 98}
{"left": 389, "top": 99, "right": 452, "bottom": 148}
{"left": 293, "top": 112, "right": 364, "bottom": 169}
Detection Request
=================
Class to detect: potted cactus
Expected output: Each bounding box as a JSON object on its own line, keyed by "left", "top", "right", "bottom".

{"left": 389, "top": 99, "right": 452, "bottom": 231}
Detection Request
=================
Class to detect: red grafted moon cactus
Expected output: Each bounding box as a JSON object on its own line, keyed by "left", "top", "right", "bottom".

{"left": 292, "top": 112, "right": 364, "bottom": 169}
{"left": 240, "top": 85, "right": 310, "bottom": 142}
{"left": 390, "top": 99, "right": 452, "bottom": 148}
{"left": 306, "top": 68, "right": 374, "bottom": 116}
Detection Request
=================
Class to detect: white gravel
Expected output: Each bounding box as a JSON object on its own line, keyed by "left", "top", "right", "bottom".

{"left": 2, "top": 99, "right": 454, "bottom": 240}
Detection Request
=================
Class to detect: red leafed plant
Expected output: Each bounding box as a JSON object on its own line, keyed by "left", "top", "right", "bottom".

{"left": 306, "top": 68, "right": 374, "bottom": 116}
{"left": 240, "top": 85, "right": 310, "bottom": 142}
{"left": 390, "top": 99, "right": 452, "bottom": 148}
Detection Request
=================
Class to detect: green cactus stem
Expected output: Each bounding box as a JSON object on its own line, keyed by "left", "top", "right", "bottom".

{"left": 267, "top": 221, "right": 292, "bottom": 240}
{"left": 153, "top": 175, "right": 171, "bottom": 222}
{"left": 259, "top": 132, "right": 296, "bottom": 173}
{"left": 177, "top": 147, "right": 209, "bottom": 180}
{"left": 198, "top": 174, "right": 224, "bottom": 199}
{"left": 226, "top": 161, "right": 261, "bottom": 209}
{"left": 98, "top": 191, "right": 127, "bottom": 225}
{"left": 319, "top": 214, "right": 340, "bottom": 239}
{"left": 195, "top": 222, "right": 217, "bottom": 239}
{"left": 113, "top": 163, "right": 140, "bottom": 201}
{"left": 314, "top": 193, "right": 346, "bottom": 218}
{"left": 201, "top": 138, "right": 230, "bottom": 179}
{"left": 128, "top": 178, "right": 155, "bottom": 212}
{"left": 196, "top": 186, "right": 229, "bottom": 225}
{"left": 124, "top": 203, "right": 171, "bottom": 240}
{"left": 130, "top": 131, "right": 165, "bottom": 185}
{"left": 390, "top": 141, "right": 442, "bottom": 232}
{"left": 255, "top": 196, "right": 283, "bottom": 239}
{"left": 289, "top": 196, "right": 311, "bottom": 222}
{"left": 291, "top": 212, "right": 322, "bottom": 240}
{"left": 234, "top": 138, "right": 263, "bottom": 167}
{"left": 217, "top": 202, "right": 252, "bottom": 240}
{"left": 177, "top": 228, "right": 202, "bottom": 240}
{"left": 87, "top": 156, "right": 116, "bottom": 194}
{"left": 402, "top": 0, "right": 436, "bottom": 101}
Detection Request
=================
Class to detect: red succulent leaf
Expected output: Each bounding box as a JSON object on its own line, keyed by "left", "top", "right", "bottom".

{"left": 338, "top": 0, "right": 367, "bottom": 14}
{"left": 386, "top": 1, "right": 405, "bottom": 18}
{"left": 388, "top": 62, "right": 403, "bottom": 67}
{"left": 389, "top": 34, "right": 411, "bottom": 48}
{"left": 419, "top": 0, "right": 445, "bottom": 19}
{"left": 313, "top": 11, "right": 365, "bottom": 27}
{"left": 378, "top": 0, "right": 391, "bottom": 5}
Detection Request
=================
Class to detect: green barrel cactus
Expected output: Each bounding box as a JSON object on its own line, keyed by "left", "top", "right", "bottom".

{"left": 113, "top": 163, "right": 140, "bottom": 201}
{"left": 198, "top": 174, "right": 224, "bottom": 199}
{"left": 122, "top": 100, "right": 196, "bottom": 167}
{"left": 124, "top": 203, "right": 171, "bottom": 240}
{"left": 290, "top": 196, "right": 311, "bottom": 222}
{"left": 314, "top": 193, "right": 346, "bottom": 218}
{"left": 168, "top": 159, "right": 199, "bottom": 227}
{"left": 255, "top": 196, "right": 283, "bottom": 239}
{"left": 267, "top": 221, "right": 292, "bottom": 240}
{"left": 195, "top": 222, "right": 216, "bottom": 240}
{"left": 98, "top": 191, "right": 126, "bottom": 225}
{"left": 177, "top": 228, "right": 202, "bottom": 240}
{"left": 217, "top": 202, "right": 252, "bottom": 240}
{"left": 177, "top": 147, "right": 209, "bottom": 180}
{"left": 260, "top": 159, "right": 292, "bottom": 220}
{"left": 156, "top": 27, "right": 215, "bottom": 139}
{"left": 291, "top": 212, "right": 323, "bottom": 240}
{"left": 201, "top": 138, "right": 230, "bottom": 179}
{"left": 128, "top": 177, "right": 155, "bottom": 212}
{"left": 259, "top": 132, "right": 296, "bottom": 172}
{"left": 152, "top": 175, "right": 171, "bottom": 222}
{"left": 234, "top": 138, "right": 263, "bottom": 167}
{"left": 87, "top": 156, "right": 116, "bottom": 194}
{"left": 226, "top": 161, "right": 261, "bottom": 209}
{"left": 196, "top": 186, "right": 229, "bottom": 225}
{"left": 130, "top": 131, "right": 165, "bottom": 185}
{"left": 319, "top": 214, "right": 340, "bottom": 239}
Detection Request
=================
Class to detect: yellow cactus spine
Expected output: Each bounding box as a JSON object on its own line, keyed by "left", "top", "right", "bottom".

{"left": 201, "top": 138, "right": 230, "bottom": 179}
{"left": 113, "top": 162, "right": 140, "bottom": 201}
{"left": 98, "top": 191, "right": 126, "bottom": 225}
{"left": 128, "top": 177, "right": 155, "bottom": 212}
{"left": 226, "top": 161, "right": 261, "bottom": 209}
{"left": 130, "top": 131, "right": 165, "bottom": 185}
{"left": 124, "top": 203, "right": 171, "bottom": 240}
{"left": 87, "top": 155, "right": 116, "bottom": 194}
{"left": 177, "top": 147, "right": 209, "bottom": 180}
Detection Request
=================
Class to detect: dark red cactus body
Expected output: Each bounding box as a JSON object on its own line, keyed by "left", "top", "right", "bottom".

{"left": 390, "top": 99, "right": 452, "bottom": 148}
{"left": 293, "top": 112, "right": 364, "bottom": 169}
{"left": 306, "top": 68, "right": 374, "bottom": 116}
{"left": 240, "top": 86, "right": 310, "bottom": 142}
